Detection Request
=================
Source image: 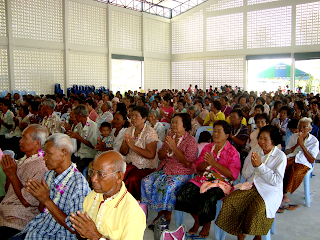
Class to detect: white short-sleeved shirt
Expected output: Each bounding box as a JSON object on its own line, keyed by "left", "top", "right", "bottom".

{"left": 286, "top": 133, "right": 319, "bottom": 168}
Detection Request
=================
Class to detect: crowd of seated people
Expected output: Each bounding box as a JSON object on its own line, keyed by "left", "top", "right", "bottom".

{"left": 0, "top": 86, "right": 319, "bottom": 240}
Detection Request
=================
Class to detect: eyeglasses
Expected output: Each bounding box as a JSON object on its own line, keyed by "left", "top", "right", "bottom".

{"left": 88, "top": 169, "right": 119, "bottom": 179}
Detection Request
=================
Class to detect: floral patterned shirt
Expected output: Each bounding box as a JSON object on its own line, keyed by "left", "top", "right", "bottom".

{"left": 124, "top": 125, "right": 159, "bottom": 169}
{"left": 157, "top": 132, "right": 198, "bottom": 175}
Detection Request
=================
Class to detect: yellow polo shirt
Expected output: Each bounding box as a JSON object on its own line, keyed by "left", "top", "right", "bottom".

{"left": 226, "top": 116, "right": 247, "bottom": 126}
{"left": 203, "top": 111, "right": 225, "bottom": 126}
{"left": 82, "top": 182, "right": 146, "bottom": 240}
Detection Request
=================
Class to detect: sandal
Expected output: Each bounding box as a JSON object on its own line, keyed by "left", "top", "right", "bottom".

{"left": 277, "top": 206, "right": 285, "bottom": 213}
{"left": 285, "top": 204, "right": 300, "bottom": 210}
{"left": 148, "top": 223, "right": 154, "bottom": 231}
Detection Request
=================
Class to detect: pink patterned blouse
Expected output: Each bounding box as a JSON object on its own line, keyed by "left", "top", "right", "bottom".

{"left": 190, "top": 141, "right": 241, "bottom": 188}
{"left": 157, "top": 132, "right": 198, "bottom": 175}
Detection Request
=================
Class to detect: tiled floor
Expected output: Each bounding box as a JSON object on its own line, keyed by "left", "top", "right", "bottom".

{"left": 143, "top": 163, "right": 320, "bottom": 240}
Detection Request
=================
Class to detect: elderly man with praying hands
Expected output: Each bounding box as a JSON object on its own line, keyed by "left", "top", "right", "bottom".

{"left": 10, "top": 133, "right": 90, "bottom": 240}
{"left": 69, "top": 151, "right": 146, "bottom": 240}
{"left": 0, "top": 124, "right": 48, "bottom": 240}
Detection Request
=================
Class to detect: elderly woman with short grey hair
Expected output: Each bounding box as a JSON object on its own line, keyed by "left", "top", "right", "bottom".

{"left": 41, "top": 99, "right": 62, "bottom": 135}
{"left": 186, "top": 105, "right": 201, "bottom": 136}
{"left": 283, "top": 117, "right": 319, "bottom": 205}
{"left": 147, "top": 109, "right": 165, "bottom": 142}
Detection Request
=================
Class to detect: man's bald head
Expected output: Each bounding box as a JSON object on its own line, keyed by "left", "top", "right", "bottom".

{"left": 94, "top": 151, "right": 126, "bottom": 174}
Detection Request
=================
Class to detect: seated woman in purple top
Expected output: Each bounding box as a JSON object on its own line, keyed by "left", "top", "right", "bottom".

{"left": 175, "top": 120, "right": 241, "bottom": 239}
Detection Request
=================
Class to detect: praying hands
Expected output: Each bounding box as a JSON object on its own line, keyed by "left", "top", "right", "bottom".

{"left": 251, "top": 151, "right": 262, "bottom": 167}
{"left": 70, "top": 211, "right": 105, "bottom": 240}
{"left": 26, "top": 178, "right": 50, "bottom": 204}
{"left": 0, "top": 154, "right": 17, "bottom": 178}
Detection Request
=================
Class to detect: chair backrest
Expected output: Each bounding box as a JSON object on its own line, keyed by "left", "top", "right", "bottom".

{"left": 3, "top": 150, "right": 15, "bottom": 159}
{"left": 61, "top": 113, "right": 70, "bottom": 121}
{"left": 162, "top": 122, "right": 171, "bottom": 130}
{"left": 311, "top": 125, "right": 319, "bottom": 138}
{"left": 195, "top": 126, "right": 213, "bottom": 143}
{"left": 53, "top": 112, "right": 61, "bottom": 118}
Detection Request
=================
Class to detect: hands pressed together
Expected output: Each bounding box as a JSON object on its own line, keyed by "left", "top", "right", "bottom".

{"left": 251, "top": 151, "right": 262, "bottom": 167}
{"left": 70, "top": 211, "right": 103, "bottom": 240}
{"left": 124, "top": 133, "right": 135, "bottom": 148}
{"left": 0, "top": 154, "right": 17, "bottom": 179}
{"left": 26, "top": 178, "right": 51, "bottom": 204}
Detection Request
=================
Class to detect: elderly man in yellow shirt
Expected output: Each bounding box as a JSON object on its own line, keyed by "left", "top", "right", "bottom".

{"left": 203, "top": 100, "right": 225, "bottom": 126}
{"left": 70, "top": 151, "right": 146, "bottom": 240}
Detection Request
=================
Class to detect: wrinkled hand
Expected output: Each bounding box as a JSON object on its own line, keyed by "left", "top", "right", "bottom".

{"left": 67, "top": 131, "right": 80, "bottom": 140}
{"left": 165, "top": 136, "right": 177, "bottom": 151}
{"left": 204, "top": 152, "right": 216, "bottom": 167}
{"left": 1, "top": 154, "right": 17, "bottom": 178}
{"left": 251, "top": 151, "right": 262, "bottom": 167}
{"left": 124, "top": 133, "right": 135, "bottom": 148}
{"left": 70, "top": 211, "right": 102, "bottom": 240}
{"left": 297, "top": 132, "right": 304, "bottom": 146}
{"left": 26, "top": 178, "right": 50, "bottom": 204}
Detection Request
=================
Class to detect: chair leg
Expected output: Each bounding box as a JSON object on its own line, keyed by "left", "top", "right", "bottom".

{"left": 271, "top": 217, "right": 275, "bottom": 234}
{"left": 214, "top": 200, "right": 226, "bottom": 240}
{"left": 262, "top": 230, "right": 271, "bottom": 240}
{"left": 304, "top": 171, "right": 311, "bottom": 207}
{"left": 174, "top": 210, "right": 186, "bottom": 228}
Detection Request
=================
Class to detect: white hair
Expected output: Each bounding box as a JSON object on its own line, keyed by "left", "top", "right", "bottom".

{"left": 299, "top": 117, "right": 313, "bottom": 130}
{"left": 23, "top": 124, "right": 48, "bottom": 146}
{"left": 43, "top": 98, "right": 56, "bottom": 110}
{"left": 45, "top": 133, "right": 75, "bottom": 154}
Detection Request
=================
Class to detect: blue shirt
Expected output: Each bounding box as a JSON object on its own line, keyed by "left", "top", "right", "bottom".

{"left": 20, "top": 164, "right": 91, "bottom": 240}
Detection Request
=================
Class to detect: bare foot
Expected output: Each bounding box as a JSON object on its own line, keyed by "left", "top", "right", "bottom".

{"left": 282, "top": 193, "right": 290, "bottom": 203}
{"left": 237, "top": 233, "right": 247, "bottom": 240}
{"left": 199, "top": 222, "right": 211, "bottom": 238}
{"left": 188, "top": 222, "right": 200, "bottom": 235}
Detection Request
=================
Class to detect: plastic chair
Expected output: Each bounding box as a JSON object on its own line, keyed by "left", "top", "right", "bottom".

{"left": 311, "top": 125, "right": 319, "bottom": 138}
{"left": 61, "top": 113, "right": 70, "bottom": 122}
{"left": 162, "top": 122, "right": 171, "bottom": 131}
{"left": 54, "top": 112, "right": 61, "bottom": 118}
{"left": 304, "top": 162, "right": 315, "bottom": 207}
{"left": 195, "top": 126, "right": 213, "bottom": 143}
{"left": 3, "top": 150, "right": 15, "bottom": 159}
